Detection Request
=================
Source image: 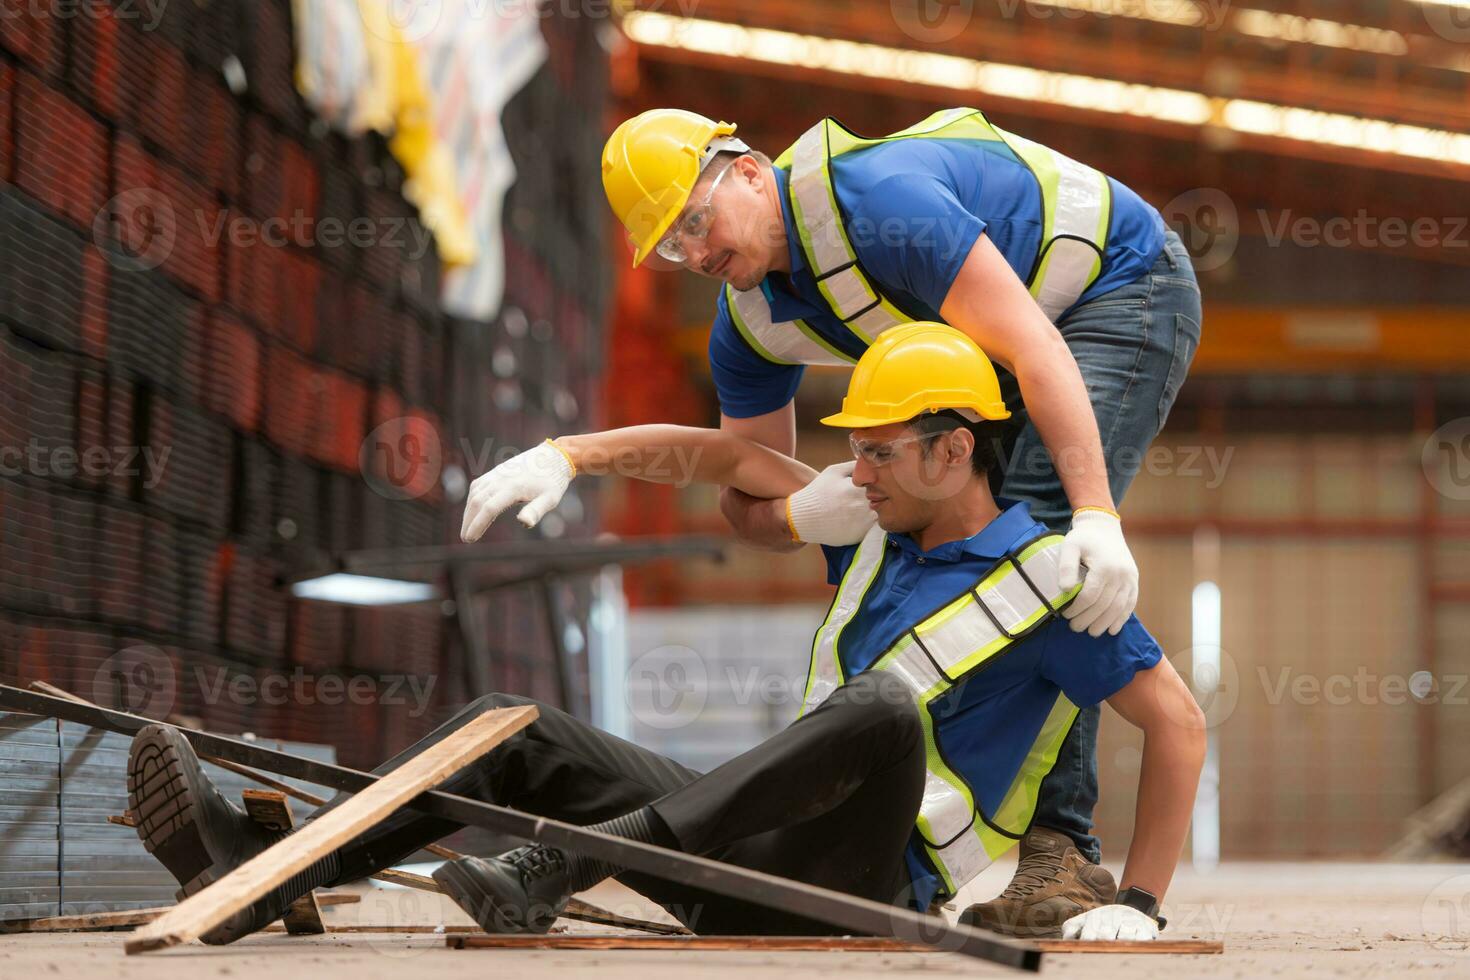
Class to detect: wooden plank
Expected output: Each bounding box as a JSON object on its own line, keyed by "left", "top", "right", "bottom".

{"left": 563, "top": 898, "right": 690, "bottom": 936}
{"left": 123, "top": 705, "right": 537, "bottom": 954}
{"left": 0, "top": 684, "right": 1041, "bottom": 972}
{"left": 447, "top": 935, "right": 1224, "bottom": 954}
{"left": 13, "top": 895, "right": 359, "bottom": 933}
{"left": 241, "top": 788, "right": 297, "bottom": 832}
{"left": 370, "top": 868, "right": 441, "bottom": 891}
{"left": 18, "top": 908, "right": 171, "bottom": 931}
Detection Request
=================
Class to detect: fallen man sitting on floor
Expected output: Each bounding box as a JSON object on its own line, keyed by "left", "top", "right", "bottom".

{"left": 127, "top": 323, "right": 1205, "bottom": 944}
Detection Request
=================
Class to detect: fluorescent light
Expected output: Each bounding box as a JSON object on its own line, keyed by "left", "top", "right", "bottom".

{"left": 1222, "top": 100, "right": 1470, "bottom": 166}
{"left": 1023, "top": 0, "right": 1205, "bottom": 27}
{"left": 1022, "top": 0, "right": 1419, "bottom": 61}
{"left": 623, "top": 11, "right": 1470, "bottom": 167}
{"left": 1233, "top": 10, "right": 1407, "bottom": 56}
{"left": 290, "top": 573, "right": 439, "bottom": 606}
{"left": 624, "top": 11, "right": 1211, "bottom": 125}
{"left": 1191, "top": 580, "right": 1221, "bottom": 873}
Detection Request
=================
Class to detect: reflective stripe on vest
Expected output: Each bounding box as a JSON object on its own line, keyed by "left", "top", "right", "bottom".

{"left": 776, "top": 107, "right": 1113, "bottom": 336}
{"left": 726, "top": 283, "right": 856, "bottom": 367}
{"left": 799, "top": 524, "right": 1084, "bottom": 896}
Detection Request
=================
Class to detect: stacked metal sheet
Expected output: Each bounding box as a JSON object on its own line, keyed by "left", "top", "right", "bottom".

{"left": 59, "top": 721, "right": 179, "bottom": 914}
{"left": 0, "top": 712, "right": 61, "bottom": 923}
{"left": 1, "top": 711, "right": 337, "bottom": 921}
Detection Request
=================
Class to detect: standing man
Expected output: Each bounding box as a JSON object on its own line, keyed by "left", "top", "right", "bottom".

{"left": 600, "top": 107, "right": 1203, "bottom": 934}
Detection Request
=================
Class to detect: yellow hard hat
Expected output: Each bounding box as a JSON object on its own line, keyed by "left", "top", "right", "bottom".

{"left": 602, "top": 109, "right": 742, "bottom": 267}
{"left": 821, "top": 323, "right": 1012, "bottom": 428}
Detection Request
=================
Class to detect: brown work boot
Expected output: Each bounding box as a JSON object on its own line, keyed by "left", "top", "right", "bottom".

{"left": 958, "top": 827, "right": 1116, "bottom": 938}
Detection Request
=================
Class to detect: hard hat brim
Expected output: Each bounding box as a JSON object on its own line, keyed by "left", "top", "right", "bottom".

{"left": 819, "top": 410, "right": 906, "bottom": 428}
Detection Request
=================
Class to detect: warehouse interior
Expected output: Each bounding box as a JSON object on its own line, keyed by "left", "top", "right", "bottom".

{"left": 2, "top": 0, "right": 1470, "bottom": 976}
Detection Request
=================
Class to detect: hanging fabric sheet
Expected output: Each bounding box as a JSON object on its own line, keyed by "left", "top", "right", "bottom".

{"left": 290, "top": 0, "right": 548, "bottom": 318}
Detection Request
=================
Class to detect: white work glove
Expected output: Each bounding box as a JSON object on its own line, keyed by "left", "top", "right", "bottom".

{"left": 461, "top": 440, "right": 574, "bottom": 542}
{"left": 785, "top": 460, "right": 877, "bottom": 546}
{"left": 1058, "top": 509, "right": 1139, "bottom": 637}
{"left": 1061, "top": 904, "right": 1160, "bottom": 941}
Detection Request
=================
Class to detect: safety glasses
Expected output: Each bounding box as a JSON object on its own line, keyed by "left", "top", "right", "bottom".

{"left": 849, "top": 430, "right": 943, "bottom": 467}
{"left": 654, "top": 160, "right": 736, "bottom": 265}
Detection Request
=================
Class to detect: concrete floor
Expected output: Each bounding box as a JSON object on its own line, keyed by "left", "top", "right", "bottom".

{"left": 3, "top": 862, "right": 1469, "bottom": 978}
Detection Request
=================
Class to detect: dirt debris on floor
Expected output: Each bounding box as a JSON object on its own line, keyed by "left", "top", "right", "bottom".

{"left": 2, "top": 863, "right": 1468, "bottom": 978}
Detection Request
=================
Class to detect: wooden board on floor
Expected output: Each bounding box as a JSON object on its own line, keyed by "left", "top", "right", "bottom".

{"left": 123, "top": 705, "right": 538, "bottom": 955}
{"left": 446, "top": 934, "right": 1224, "bottom": 954}
{"left": 13, "top": 895, "right": 360, "bottom": 933}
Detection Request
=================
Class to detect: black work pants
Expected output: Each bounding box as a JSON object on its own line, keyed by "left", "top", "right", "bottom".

{"left": 322, "top": 670, "right": 927, "bottom": 935}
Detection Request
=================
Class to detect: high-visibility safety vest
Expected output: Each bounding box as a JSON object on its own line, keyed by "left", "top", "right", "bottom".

{"left": 726, "top": 107, "right": 1113, "bottom": 367}
{"left": 799, "top": 523, "right": 1085, "bottom": 898}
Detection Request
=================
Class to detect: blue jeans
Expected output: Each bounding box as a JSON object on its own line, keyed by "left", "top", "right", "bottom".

{"left": 991, "top": 230, "right": 1202, "bottom": 863}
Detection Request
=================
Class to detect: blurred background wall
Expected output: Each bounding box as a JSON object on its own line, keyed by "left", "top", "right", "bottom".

{"left": 0, "top": 0, "right": 611, "bottom": 770}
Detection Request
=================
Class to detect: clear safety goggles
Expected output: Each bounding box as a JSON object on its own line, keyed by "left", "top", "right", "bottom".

{"left": 849, "top": 430, "right": 943, "bottom": 467}
{"left": 654, "top": 158, "right": 737, "bottom": 265}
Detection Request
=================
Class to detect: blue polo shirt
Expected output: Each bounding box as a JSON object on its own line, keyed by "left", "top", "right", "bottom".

{"left": 820, "top": 499, "right": 1163, "bottom": 908}
{"left": 710, "top": 136, "right": 1166, "bottom": 418}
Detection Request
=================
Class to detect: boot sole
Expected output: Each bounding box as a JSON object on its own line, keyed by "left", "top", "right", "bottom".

{"left": 126, "top": 725, "right": 230, "bottom": 903}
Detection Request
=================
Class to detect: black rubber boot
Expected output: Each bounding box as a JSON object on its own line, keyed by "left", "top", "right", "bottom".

{"left": 432, "top": 844, "right": 572, "bottom": 934}
{"left": 126, "top": 724, "right": 286, "bottom": 944}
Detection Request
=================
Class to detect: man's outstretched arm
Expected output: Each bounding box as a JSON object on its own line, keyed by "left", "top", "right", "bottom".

{"left": 1107, "top": 657, "right": 1206, "bottom": 899}
{"left": 1064, "top": 656, "right": 1205, "bottom": 940}
{"left": 461, "top": 422, "right": 816, "bottom": 543}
